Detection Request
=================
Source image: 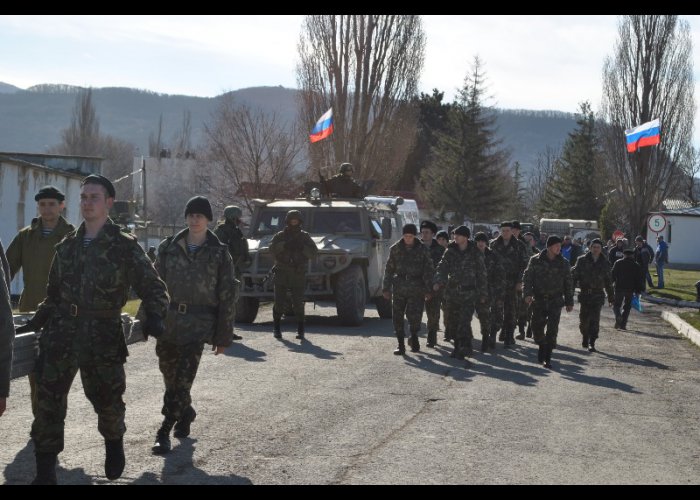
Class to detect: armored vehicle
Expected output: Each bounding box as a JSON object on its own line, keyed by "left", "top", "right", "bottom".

{"left": 236, "top": 195, "right": 413, "bottom": 326}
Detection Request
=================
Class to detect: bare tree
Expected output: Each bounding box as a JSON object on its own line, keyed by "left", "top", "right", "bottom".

{"left": 296, "top": 15, "right": 424, "bottom": 188}
{"left": 204, "top": 95, "right": 303, "bottom": 214}
{"left": 59, "top": 88, "right": 101, "bottom": 156}
{"left": 173, "top": 110, "right": 192, "bottom": 157}
{"left": 600, "top": 15, "right": 695, "bottom": 236}
{"left": 528, "top": 145, "right": 561, "bottom": 218}
{"left": 100, "top": 136, "right": 137, "bottom": 200}
{"left": 148, "top": 114, "right": 164, "bottom": 157}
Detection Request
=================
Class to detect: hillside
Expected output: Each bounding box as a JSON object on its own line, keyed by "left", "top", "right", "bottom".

{"left": 0, "top": 83, "right": 574, "bottom": 178}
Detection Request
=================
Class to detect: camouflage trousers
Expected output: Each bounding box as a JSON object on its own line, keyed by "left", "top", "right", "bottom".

{"left": 495, "top": 283, "right": 518, "bottom": 333}
{"left": 444, "top": 293, "right": 476, "bottom": 342}
{"left": 425, "top": 291, "right": 443, "bottom": 340}
{"left": 156, "top": 338, "right": 205, "bottom": 423}
{"left": 31, "top": 325, "right": 127, "bottom": 454}
{"left": 273, "top": 268, "right": 306, "bottom": 321}
{"left": 516, "top": 289, "right": 528, "bottom": 327}
{"left": 530, "top": 296, "right": 564, "bottom": 347}
{"left": 578, "top": 293, "right": 605, "bottom": 340}
{"left": 476, "top": 297, "right": 504, "bottom": 338}
{"left": 392, "top": 286, "right": 425, "bottom": 337}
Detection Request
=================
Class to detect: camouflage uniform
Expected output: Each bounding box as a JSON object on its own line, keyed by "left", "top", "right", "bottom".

{"left": 571, "top": 252, "right": 614, "bottom": 347}
{"left": 435, "top": 242, "right": 488, "bottom": 358}
{"left": 516, "top": 240, "right": 539, "bottom": 337}
{"left": 490, "top": 236, "right": 529, "bottom": 345}
{"left": 214, "top": 221, "right": 250, "bottom": 279}
{"left": 475, "top": 247, "right": 506, "bottom": 349}
{"left": 154, "top": 228, "right": 237, "bottom": 428}
{"left": 424, "top": 239, "right": 445, "bottom": 345}
{"left": 269, "top": 221, "right": 318, "bottom": 325}
{"left": 325, "top": 174, "right": 364, "bottom": 198}
{"left": 383, "top": 239, "right": 434, "bottom": 351}
{"left": 30, "top": 220, "right": 169, "bottom": 454}
{"left": 523, "top": 250, "right": 574, "bottom": 350}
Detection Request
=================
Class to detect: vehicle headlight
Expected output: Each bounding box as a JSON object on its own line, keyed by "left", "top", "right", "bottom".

{"left": 310, "top": 187, "right": 321, "bottom": 201}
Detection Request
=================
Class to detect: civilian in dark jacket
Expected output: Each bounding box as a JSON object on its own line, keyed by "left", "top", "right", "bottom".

{"left": 608, "top": 238, "right": 626, "bottom": 265}
{"left": 634, "top": 236, "right": 654, "bottom": 289}
{"left": 611, "top": 248, "right": 644, "bottom": 330}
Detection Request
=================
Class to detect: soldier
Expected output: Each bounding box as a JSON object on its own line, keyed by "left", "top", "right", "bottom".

{"left": 214, "top": 205, "right": 251, "bottom": 341}
{"left": 325, "top": 162, "right": 364, "bottom": 198}
{"left": 571, "top": 238, "right": 614, "bottom": 352}
{"left": 473, "top": 232, "right": 505, "bottom": 352}
{"left": 489, "top": 221, "right": 529, "bottom": 347}
{"left": 151, "top": 196, "right": 237, "bottom": 454}
{"left": 383, "top": 224, "right": 434, "bottom": 355}
{"left": 523, "top": 235, "right": 574, "bottom": 369}
{"left": 1, "top": 239, "right": 14, "bottom": 419}
{"left": 147, "top": 246, "right": 157, "bottom": 262}
{"left": 434, "top": 226, "right": 488, "bottom": 360}
{"left": 435, "top": 230, "right": 451, "bottom": 341}
{"left": 611, "top": 248, "right": 644, "bottom": 330}
{"left": 269, "top": 210, "right": 318, "bottom": 340}
{"left": 512, "top": 221, "right": 531, "bottom": 340}
{"left": 420, "top": 220, "right": 445, "bottom": 348}
{"left": 7, "top": 186, "right": 75, "bottom": 312}
{"left": 16, "top": 174, "right": 169, "bottom": 484}
{"left": 522, "top": 231, "right": 539, "bottom": 339}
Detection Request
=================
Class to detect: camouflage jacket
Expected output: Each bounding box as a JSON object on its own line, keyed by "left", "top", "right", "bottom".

{"left": 489, "top": 235, "right": 529, "bottom": 284}
{"left": 434, "top": 241, "right": 488, "bottom": 302}
{"left": 0, "top": 250, "right": 14, "bottom": 398}
{"left": 523, "top": 250, "right": 574, "bottom": 307}
{"left": 156, "top": 228, "right": 237, "bottom": 347}
{"left": 325, "top": 174, "right": 364, "bottom": 198}
{"left": 481, "top": 246, "right": 506, "bottom": 302}
{"left": 269, "top": 226, "right": 318, "bottom": 272}
{"left": 214, "top": 221, "right": 250, "bottom": 269}
{"left": 426, "top": 239, "right": 446, "bottom": 268}
{"left": 383, "top": 239, "right": 434, "bottom": 294}
{"left": 6, "top": 216, "right": 75, "bottom": 312}
{"left": 36, "top": 220, "right": 169, "bottom": 363}
{"left": 571, "top": 252, "right": 614, "bottom": 300}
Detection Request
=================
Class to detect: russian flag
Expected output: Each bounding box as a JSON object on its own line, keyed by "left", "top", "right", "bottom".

{"left": 625, "top": 118, "right": 660, "bottom": 153}
{"left": 310, "top": 108, "right": 333, "bottom": 143}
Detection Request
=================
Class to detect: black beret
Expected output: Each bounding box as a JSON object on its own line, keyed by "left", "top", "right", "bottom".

{"left": 435, "top": 230, "right": 449, "bottom": 240}
{"left": 81, "top": 174, "right": 115, "bottom": 198}
{"left": 184, "top": 196, "right": 213, "bottom": 221}
{"left": 454, "top": 225, "right": 470, "bottom": 238}
{"left": 500, "top": 221, "right": 513, "bottom": 228}
{"left": 402, "top": 223, "right": 417, "bottom": 235}
{"left": 546, "top": 235, "right": 562, "bottom": 247}
{"left": 35, "top": 185, "right": 65, "bottom": 202}
{"left": 420, "top": 220, "right": 438, "bottom": 234}
{"left": 474, "top": 231, "right": 489, "bottom": 243}
{"left": 589, "top": 238, "right": 604, "bottom": 247}
{"left": 623, "top": 248, "right": 635, "bottom": 255}
{"left": 512, "top": 220, "right": 521, "bottom": 229}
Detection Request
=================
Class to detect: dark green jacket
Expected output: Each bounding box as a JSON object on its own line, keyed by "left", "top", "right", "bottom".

{"left": 0, "top": 244, "right": 14, "bottom": 398}
{"left": 36, "top": 220, "right": 169, "bottom": 363}
{"left": 269, "top": 226, "right": 317, "bottom": 272}
{"left": 156, "top": 229, "right": 237, "bottom": 347}
{"left": 214, "top": 221, "right": 250, "bottom": 270}
{"left": 571, "top": 252, "right": 614, "bottom": 301}
{"left": 427, "top": 239, "right": 446, "bottom": 268}
{"left": 383, "top": 239, "right": 434, "bottom": 294}
{"left": 6, "top": 216, "right": 75, "bottom": 312}
{"left": 435, "top": 241, "right": 488, "bottom": 302}
{"left": 489, "top": 235, "right": 529, "bottom": 284}
{"left": 523, "top": 250, "right": 574, "bottom": 307}
{"left": 482, "top": 246, "right": 506, "bottom": 302}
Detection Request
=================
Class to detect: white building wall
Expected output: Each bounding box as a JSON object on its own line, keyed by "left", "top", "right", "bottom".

{"left": 0, "top": 160, "right": 84, "bottom": 295}
{"left": 655, "top": 215, "right": 700, "bottom": 267}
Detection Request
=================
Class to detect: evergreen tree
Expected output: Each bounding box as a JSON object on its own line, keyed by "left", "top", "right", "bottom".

{"left": 419, "top": 57, "right": 512, "bottom": 223}
{"left": 511, "top": 161, "right": 528, "bottom": 220}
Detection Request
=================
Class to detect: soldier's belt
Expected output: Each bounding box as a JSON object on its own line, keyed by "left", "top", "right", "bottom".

{"left": 60, "top": 302, "right": 122, "bottom": 319}
{"left": 169, "top": 302, "right": 219, "bottom": 315}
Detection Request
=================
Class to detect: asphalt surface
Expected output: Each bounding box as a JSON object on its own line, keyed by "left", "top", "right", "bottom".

{"left": 2, "top": 300, "right": 699, "bottom": 485}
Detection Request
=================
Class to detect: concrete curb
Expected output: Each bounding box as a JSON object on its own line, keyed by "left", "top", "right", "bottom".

{"left": 661, "top": 310, "right": 700, "bottom": 348}
{"left": 642, "top": 294, "right": 700, "bottom": 309}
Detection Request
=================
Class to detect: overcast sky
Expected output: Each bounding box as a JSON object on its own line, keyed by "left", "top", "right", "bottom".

{"left": 1, "top": 15, "right": 699, "bottom": 140}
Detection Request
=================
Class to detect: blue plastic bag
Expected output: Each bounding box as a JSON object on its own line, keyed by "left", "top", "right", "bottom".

{"left": 631, "top": 294, "right": 643, "bottom": 312}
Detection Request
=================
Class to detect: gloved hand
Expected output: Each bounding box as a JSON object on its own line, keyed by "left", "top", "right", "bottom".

{"left": 15, "top": 321, "right": 37, "bottom": 334}
{"left": 142, "top": 314, "right": 165, "bottom": 340}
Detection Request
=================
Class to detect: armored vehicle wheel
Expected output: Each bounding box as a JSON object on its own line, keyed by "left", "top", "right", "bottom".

{"left": 235, "top": 297, "right": 260, "bottom": 324}
{"left": 336, "top": 264, "right": 366, "bottom": 326}
{"left": 374, "top": 296, "right": 392, "bottom": 319}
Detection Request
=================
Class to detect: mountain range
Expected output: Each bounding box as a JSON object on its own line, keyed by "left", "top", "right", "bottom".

{"left": 0, "top": 82, "right": 577, "bottom": 179}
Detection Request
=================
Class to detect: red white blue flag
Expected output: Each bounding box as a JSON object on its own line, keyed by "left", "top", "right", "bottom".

{"left": 310, "top": 108, "right": 333, "bottom": 143}
{"left": 625, "top": 118, "right": 660, "bottom": 153}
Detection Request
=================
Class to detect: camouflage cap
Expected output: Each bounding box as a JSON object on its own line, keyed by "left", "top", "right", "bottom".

{"left": 474, "top": 231, "right": 489, "bottom": 243}
{"left": 224, "top": 205, "right": 243, "bottom": 220}
{"left": 419, "top": 220, "right": 438, "bottom": 234}
{"left": 285, "top": 210, "right": 303, "bottom": 224}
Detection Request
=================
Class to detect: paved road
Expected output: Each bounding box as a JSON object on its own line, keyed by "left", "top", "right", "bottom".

{"left": 2, "top": 301, "right": 699, "bottom": 484}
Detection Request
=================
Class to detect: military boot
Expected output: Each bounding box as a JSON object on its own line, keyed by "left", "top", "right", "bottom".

{"left": 296, "top": 322, "right": 305, "bottom": 340}
{"left": 588, "top": 338, "right": 597, "bottom": 353}
{"left": 463, "top": 337, "right": 473, "bottom": 357}
{"left": 31, "top": 452, "right": 57, "bottom": 485}
{"left": 426, "top": 330, "right": 437, "bottom": 348}
{"left": 537, "top": 344, "right": 545, "bottom": 363}
{"left": 104, "top": 437, "right": 125, "bottom": 480}
{"left": 582, "top": 335, "right": 589, "bottom": 349}
{"left": 451, "top": 338, "right": 463, "bottom": 359}
{"left": 515, "top": 324, "right": 526, "bottom": 340}
{"left": 503, "top": 328, "right": 513, "bottom": 347}
{"left": 543, "top": 345, "right": 553, "bottom": 369}
{"left": 174, "top": 406, "right": 197, "bottom": 438}
{"left": 393, "top": 336, "right": 406, "bottom": 355}
{"left": 273, "top": 316, "right": 282, "bottom": 339}
{"left": 488, "top": 328, "right": 497, "bottom": 349}
{"left": 409, "top": 334, "right": 420, "bottom": 353}
{"left": 152, "top": 419, "right": 175, "bottom": 454}
{"left": 480, "top": 335, "right": 489, "bottom": 352}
